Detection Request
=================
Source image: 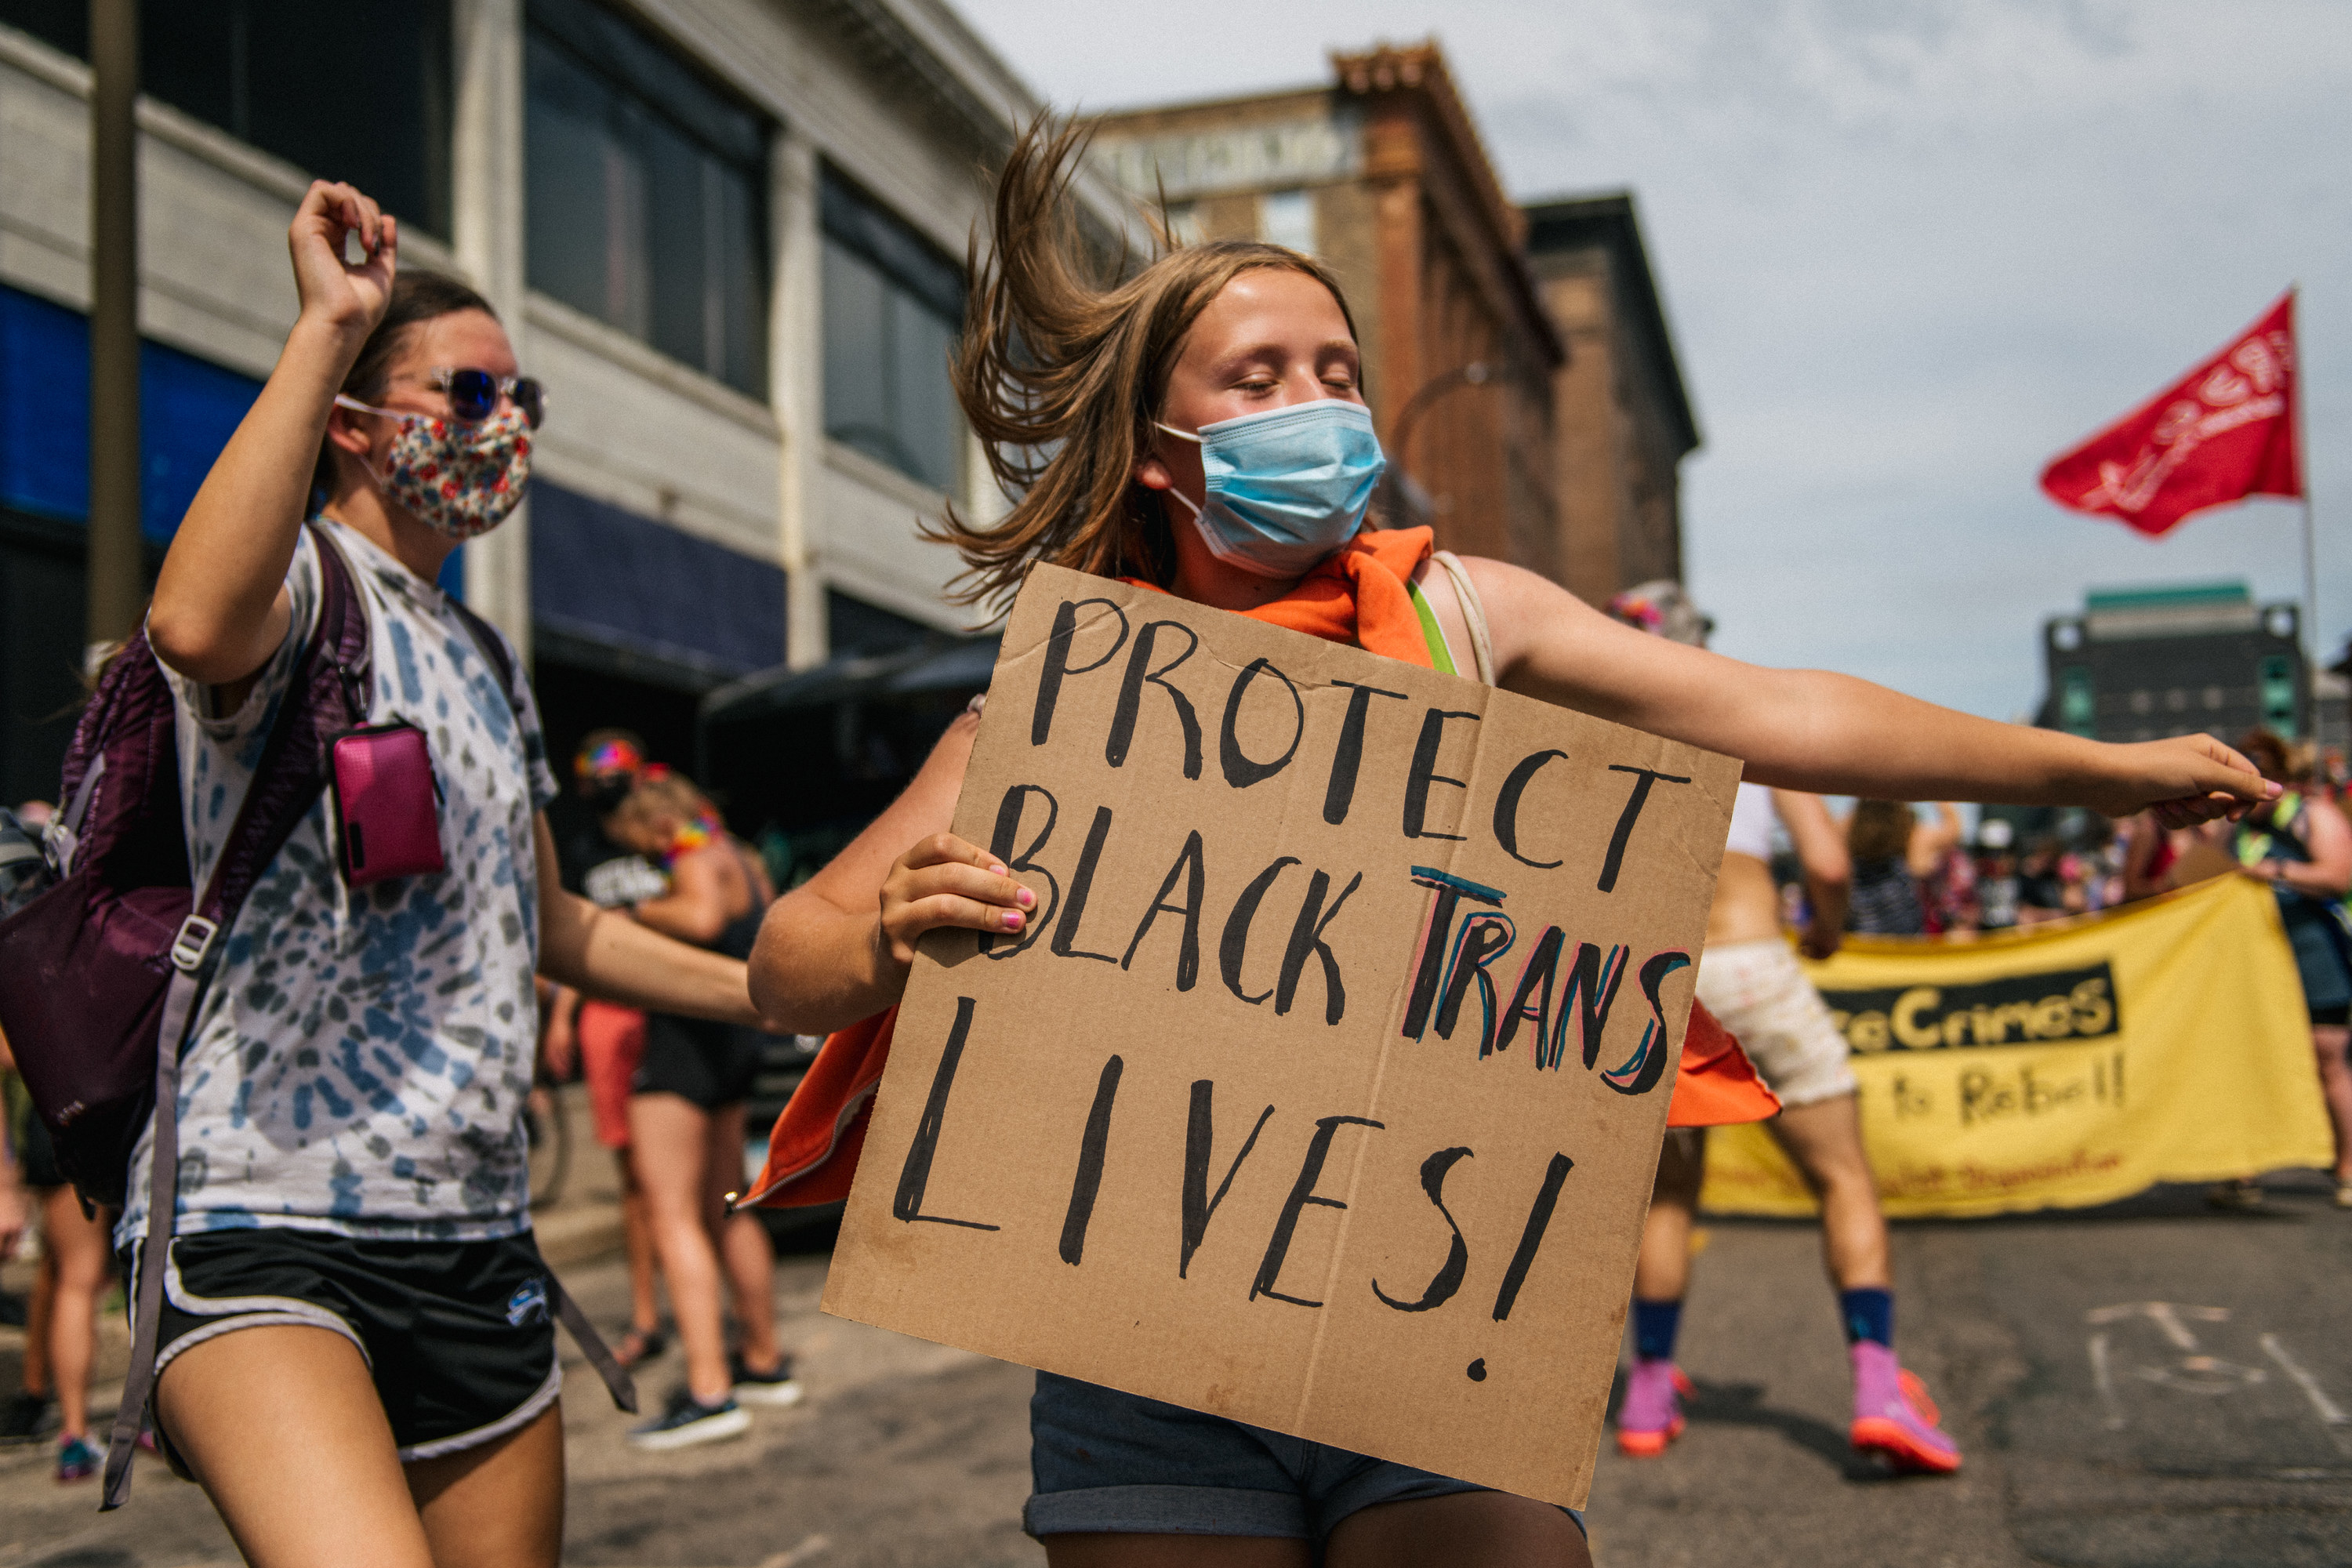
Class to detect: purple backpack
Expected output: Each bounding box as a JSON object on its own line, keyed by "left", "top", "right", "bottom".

{"left": 0, "top": 524, "right": 627, "bottom": 1507}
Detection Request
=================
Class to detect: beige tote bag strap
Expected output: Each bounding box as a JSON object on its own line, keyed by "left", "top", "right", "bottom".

{"left": 1431, "top": 550, "right": 1497, "bottom": 687}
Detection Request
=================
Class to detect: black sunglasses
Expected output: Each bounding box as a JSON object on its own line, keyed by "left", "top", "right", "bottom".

{"left": 430, "top": 368, "right": 546, "bottom": 430}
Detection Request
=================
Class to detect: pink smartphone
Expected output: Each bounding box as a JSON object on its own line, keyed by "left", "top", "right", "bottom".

{"left": 329, "top": 723, "right": 446, "bottom": 887}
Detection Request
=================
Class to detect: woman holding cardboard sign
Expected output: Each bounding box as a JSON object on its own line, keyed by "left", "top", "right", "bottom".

{"left": 750, "top": 119, "right": 2272, "bottom": 1568}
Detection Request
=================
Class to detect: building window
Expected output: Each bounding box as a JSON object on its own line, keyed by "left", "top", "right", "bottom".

{"left": 1258, "top": 189, "right": 1314, "bottom": 253}
{"left": 820, "top": 169, "right": 964, "bottom": 495}
{"left": 524, "top": 0, "right": 767, "bottom": 397}
{"left": 0, "top": 0, "right": 452, "bottom": 237}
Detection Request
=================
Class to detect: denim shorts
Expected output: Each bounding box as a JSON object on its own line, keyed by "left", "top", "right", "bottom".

{"left": 1024, "top": 1372, "right": 1585, "bottom": 1544}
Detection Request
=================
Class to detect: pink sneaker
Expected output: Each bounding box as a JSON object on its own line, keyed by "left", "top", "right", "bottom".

{"left": 1849, "top": 1341, "right": 1961, "bottom": 1474}
{"left": 1616, "top": 1356, "right": 1693, "bottom": 1458}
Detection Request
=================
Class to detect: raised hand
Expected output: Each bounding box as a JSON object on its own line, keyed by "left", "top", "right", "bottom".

{"left": 877, "top": 833, "right": 1036, "bottom": 970}
{"left": 2096, "top": 734, "right": 2277, "bottom": 828}
{"left": 286, "top": 180, "right": 397, "bottom": 343}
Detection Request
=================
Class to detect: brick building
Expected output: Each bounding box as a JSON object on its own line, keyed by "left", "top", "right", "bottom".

{"left": 1090, "top": 43, "right": 1566, "bottom": 576}
{"left": 1523, "top": 194, "right": 1701, "bottom": 605}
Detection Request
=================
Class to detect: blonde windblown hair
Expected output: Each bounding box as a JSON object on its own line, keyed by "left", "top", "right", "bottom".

{"left": 932, "top": 116, "right": 1361, "bottom": 611}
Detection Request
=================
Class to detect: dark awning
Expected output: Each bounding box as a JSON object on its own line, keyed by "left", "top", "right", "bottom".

{"left": 699, "top": 634, "right": 1001, "bottom": 728}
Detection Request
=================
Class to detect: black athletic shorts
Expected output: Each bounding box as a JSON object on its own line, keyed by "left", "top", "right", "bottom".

{"left": 135, "top": 1228, "right": 561, "bottom": 1463}
{"left": 633, "top": 1013, "right": 761, "bottom": 1109}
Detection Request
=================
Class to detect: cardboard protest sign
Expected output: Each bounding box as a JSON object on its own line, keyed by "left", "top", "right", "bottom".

{"left": 822, "top": 563, "right": 1737, "bottom": 1506}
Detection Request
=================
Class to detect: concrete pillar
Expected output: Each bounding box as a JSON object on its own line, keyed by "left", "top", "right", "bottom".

{"left": 450, "top": 0, "right": 532, "bottom": 657}
{"left": 85, "top": 0, "right": 143, "bottom": 652}
{"left": 772, "top": 128, "right": 829, "bottom": 670}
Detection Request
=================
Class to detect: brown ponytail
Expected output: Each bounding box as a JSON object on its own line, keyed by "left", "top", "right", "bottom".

{"left": 931, "top": 115, "right": 1359, "bottom": 611}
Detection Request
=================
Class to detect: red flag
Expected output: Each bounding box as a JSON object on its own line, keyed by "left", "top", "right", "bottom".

{"left": 2041, "top": 292, "right": 2302, "bottom": 537}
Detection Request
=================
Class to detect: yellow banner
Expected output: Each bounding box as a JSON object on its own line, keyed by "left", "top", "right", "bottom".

{"left": 1701, "top": 874, "right": 2335, "bottom": 1218}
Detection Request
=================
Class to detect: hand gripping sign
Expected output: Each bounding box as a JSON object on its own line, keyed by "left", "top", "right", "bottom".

{"left": 822, "top": 565, "right": 1738, "bottom": 1507}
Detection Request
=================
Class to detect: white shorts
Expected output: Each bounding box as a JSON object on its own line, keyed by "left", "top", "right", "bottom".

{"left": 1694, "top": 938, "right": 1857, "bottom": 1110}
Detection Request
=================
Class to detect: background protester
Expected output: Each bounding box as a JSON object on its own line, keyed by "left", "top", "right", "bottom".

{"left": 134, "top": 181, "right": 767, "bottom": 1567}
{"left": 2015, "top": 834, "right": 2078, "bottom": 923}
{"left": 607, "top": 771, "right": 800, "bottom": 1448}
{"left": 1627, "top": 779, "right": 1962, "bottom": 1472}
{"left": 1974, "top": 818, "right": 2022, "bottom": 928}
{"left": 1910, "top": 802, "right": 1978, "bottom": 935}
{"left": 1845, "top": 800, "right": 1927, "bottom": 935}
{"left": 2217, "top": 729, "right": 2352, "bottom": 1209}
{"left": 749, "top": 117, "right": 2267, "bottom": 1568}
{"left": 544, "top": 729, "right": 671, "bottom": 1368}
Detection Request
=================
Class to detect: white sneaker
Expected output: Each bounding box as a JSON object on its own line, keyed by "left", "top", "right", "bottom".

{"left": 730, "top": 1353, "right": 805, "bottom": 1406}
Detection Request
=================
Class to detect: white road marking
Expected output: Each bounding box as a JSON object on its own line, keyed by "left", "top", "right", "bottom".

{"left": 2261, "top": 1334, "right": 2347, "bottom": 1425}
{"left": 760, "top": 1534, "right": 833, "bottom": 1568}
{"left": 2089, "top": 1331, "right": 2126, "bottom": 1429}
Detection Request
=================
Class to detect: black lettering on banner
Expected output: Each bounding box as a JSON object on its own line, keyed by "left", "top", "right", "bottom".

{"left": 1493, "top": 1152, "right": 1573, "bottom": 1320}
{"left": 1251, "top": 1115, "right": 1385, "bottom": 1307}
{"left": 1819, "top": 963, "right": 2122, "bottom": 1051}
{"left": 1058, "top": 1054, "right": 1123, "bottom": 1265}
{"left": 1492, "top": 926, "right": 1564, "bottom": 1061}
{"left": 1033, "top": 599, "right": 1130, "bottom": 747}
{"left": 1220, "top": 658, "right": 1306, "bottom": 788}
{"left": 1600, "top": 951, "right": 1691, "bottom": 1097}
{"left": 1221, "top": 856, "right": 1299, "bottom": 1005}
{"left": 1494, "top": 750, "right": 1569, "bottom": 869}
{"left": 1181, "top": 1080, "right": 1276, "bottom": 1278}
{"left": 1049, "top": 806, "right": 1120, "bottom": 962}
{"left": 1403, "top": 709, "right": 1481, "bottom": 841}
{"left": 1563, "top": 942, "right": 1632, "bottom": 1071}
{"left": 1435, "top": 913, "right": 1516, "bottom": 1055}
{"left": 1122, "top": 830, "right": 1207, "bottom": 989}
{"left": 980, "top": 784, "right": 1059, "bottom": 960}
{"left": 1323, "top": 681, "right": 1408, "bottom": 826}
{"left": 1372, "top": 1146, "right": 1474, "bottom": 1312}
{"left": 1106, "top": 622, "right": 1203, "bottom": 779}
{"left": 1597, "top": 765, "right": 1692, "bottom": 893}
{"left": 891, "top": 996, "right": 1000, "bottom": 1231}
{"left": 1276, "top": 869, "right": 1363, "bottom": 1025}
{"left": 1401, "top": 867, "right": 1504, "bottom": 1040}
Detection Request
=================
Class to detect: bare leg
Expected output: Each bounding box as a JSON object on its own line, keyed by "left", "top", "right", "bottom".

{"left": 630, "top": 1091, "right": 731, "bottom": 1403}
{"left": 1766, "top": 1094, "right": 1890, "bottom": 1291}
{"left": 157, "top": 1324, "right": 434, "bottom": 1568}
{"left": 702, "top": 1102, "right": 780, "bottom": 1373}
{"left": 408, "top": 1402, "right": 564, "bottom": 1568}
{"left": 41, "top": 1185, "right": 112, "bottom": 1439}
{"left": 616, "top": 1149, "right": 662, "bottom": 1337}
{"left": 2312, "top": 1024, "right": 2352, "bottom": 1181}
{"left": 1633, "top": 1127, "right": 1706, "bottom": 1302}
{"left": 23, "top": 1221, "right": 54, "bottom": 1399}
{"left": 1330, "top": 1491, "right": 1592, "bottom": 1568}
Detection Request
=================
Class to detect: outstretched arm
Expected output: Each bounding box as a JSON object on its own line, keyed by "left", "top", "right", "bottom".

{"left": 1465, "top": 558, "right": 2270, "bottom": 825}
{"left": 535, "top": 816, "right": 760, "bottom": 1027}
{"left": 149, "top": 182, "right": 395, "bottom": 689}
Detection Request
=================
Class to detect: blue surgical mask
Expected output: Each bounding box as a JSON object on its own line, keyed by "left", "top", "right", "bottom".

{"left": 1157, "top": 401, "right": 1388, "bottom": 577}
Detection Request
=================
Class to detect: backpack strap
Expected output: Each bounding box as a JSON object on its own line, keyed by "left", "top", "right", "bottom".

{"left": 103, "top": 524, "right": 369, "bottom": 1509}
{"left": 1430, "top": 550, "right": 1497, "bottom": 688}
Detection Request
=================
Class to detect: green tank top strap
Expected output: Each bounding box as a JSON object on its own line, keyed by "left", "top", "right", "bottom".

{"left": 1405, "top": 578, "right": 1458, "bottom": 676}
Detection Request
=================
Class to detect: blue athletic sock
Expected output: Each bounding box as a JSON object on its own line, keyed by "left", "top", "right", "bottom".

{"left": 1633, "top": 1298, "right": 1683, "bottom": 1362}
{"left": 1841, "top": 1287, "right": 1894, "bottom": 1348}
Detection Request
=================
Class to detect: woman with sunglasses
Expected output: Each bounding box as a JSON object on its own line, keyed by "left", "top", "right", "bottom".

{"left": 139, "top": 180, "right": 769, "bottom": 1568}
{"left": 750, "top": 120, "right": 2272, "bottom": 1568}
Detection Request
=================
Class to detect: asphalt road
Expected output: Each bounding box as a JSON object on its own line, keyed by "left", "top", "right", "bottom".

{"left": 2, "top": 1175, "right": 2346, "bottom": 1567}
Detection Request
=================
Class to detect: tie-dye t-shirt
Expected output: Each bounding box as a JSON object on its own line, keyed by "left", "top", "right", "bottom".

{"left": 121, "top": 520, "right": 558, "bottom": 1246}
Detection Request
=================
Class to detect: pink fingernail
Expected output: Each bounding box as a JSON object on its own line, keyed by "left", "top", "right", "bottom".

{"left": 990, "top": 862, "right": 1008, "bottom": 876}
{"left": 1018, "top": 887, "right": 1036, "bottom": 907}
{"left": 1002, "top": 909, "right": 1024, "bottom": 931}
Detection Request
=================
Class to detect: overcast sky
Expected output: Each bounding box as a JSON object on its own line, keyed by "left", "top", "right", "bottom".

{"left": 953, "top": 0, "right": 2352, "bottom": 721}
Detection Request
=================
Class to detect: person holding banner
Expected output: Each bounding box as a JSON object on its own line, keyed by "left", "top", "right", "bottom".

{"left": 2222, "top": 730, "right": 2352, "bottom": 1209}
{"left": 750, "top": 118, "right": 2274, "bottom": 1568}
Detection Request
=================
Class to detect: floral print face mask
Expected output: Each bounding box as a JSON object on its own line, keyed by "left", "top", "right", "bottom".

{"left": 334, "top": 395, "right": 532, "bottom": 541}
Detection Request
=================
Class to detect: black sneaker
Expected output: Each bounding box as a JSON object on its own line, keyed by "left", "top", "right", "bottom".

{"left": 625, "top": 1388, "right": 751, "bottom": 1451}
{"left": 0, "top": 1391, "right": 53, "bottom": 1443}
{"left": 729, "top": 1352, "right": 804, "bottom": 1407}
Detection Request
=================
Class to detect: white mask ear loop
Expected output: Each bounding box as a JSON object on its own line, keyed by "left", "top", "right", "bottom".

{"left": 331, "top": 394, "right": 402, "bottom": 495}
{"left": 1152, "top": 421, "right": 1207, "bottom": 517}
